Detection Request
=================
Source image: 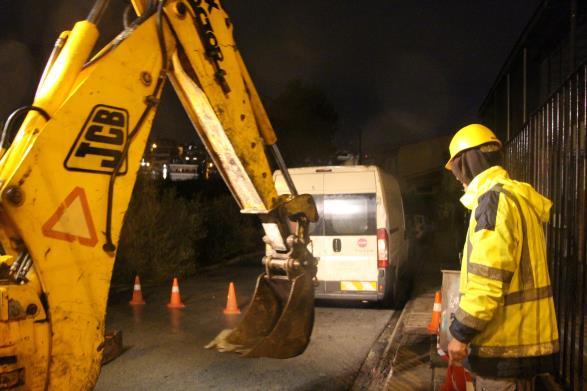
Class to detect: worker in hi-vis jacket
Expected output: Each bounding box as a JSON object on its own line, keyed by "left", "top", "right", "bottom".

{"left": 445, "top": 124, "right": 558, "bottom": 390}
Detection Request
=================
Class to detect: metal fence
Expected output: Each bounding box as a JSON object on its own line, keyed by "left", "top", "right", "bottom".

{"left": 504, "top": 63, "right": 586, "bottom": 390}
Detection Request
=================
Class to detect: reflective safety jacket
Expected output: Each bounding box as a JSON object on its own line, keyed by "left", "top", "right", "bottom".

{"left": 449, "top": 166, "right": 559, "bottom": 378}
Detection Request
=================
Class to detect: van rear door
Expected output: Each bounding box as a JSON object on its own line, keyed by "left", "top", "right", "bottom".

{"left": 317, "top": 171, "right": 378, "bottom": 298}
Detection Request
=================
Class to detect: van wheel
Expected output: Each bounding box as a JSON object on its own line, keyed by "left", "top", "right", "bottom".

{"left": 382, "top": 266, "right": 411, "bottom": 309}
{"left": 392, "top": 275, "right": 411, "bottom": 309}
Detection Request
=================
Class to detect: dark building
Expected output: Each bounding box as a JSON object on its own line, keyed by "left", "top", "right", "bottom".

{"left": 480, "top": 0, "right": 587, "bottom": 142}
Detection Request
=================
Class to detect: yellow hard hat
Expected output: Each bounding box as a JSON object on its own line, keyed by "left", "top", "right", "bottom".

{"left": 445, "top": 124, "right": 502, "bottom": 170}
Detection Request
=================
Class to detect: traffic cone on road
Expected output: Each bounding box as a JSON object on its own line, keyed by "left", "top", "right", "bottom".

{"left": 223, "top": 282, "right": 241, "bottom": 315}
{"left": 129, "top": 275, "right": 146, "bottom": 305}
{"left": 427, "top": 291, "right": 442, "bottom": 334}
{"left": 167, "top": 278, "right": 186, "bottom": 309}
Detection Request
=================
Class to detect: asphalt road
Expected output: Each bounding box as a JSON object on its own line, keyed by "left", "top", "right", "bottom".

{"left": 95, "top": 263, "right": 394, "bottom": 390}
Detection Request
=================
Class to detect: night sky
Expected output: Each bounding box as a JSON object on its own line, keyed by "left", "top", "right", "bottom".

{"left": 222, "top": 0, "right": 542, "bottom": 154}
{"left": 0, "top": 0, "right": 542, "bottom": 155}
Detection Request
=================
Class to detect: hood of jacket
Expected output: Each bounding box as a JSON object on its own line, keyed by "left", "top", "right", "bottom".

{"left": 460, "top": 166, "right": 552, "bottom": 223}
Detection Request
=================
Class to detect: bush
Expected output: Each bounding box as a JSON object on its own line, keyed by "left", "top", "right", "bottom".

{"left": 113, "top": 174, "right": 207, "bottom": 285}
{"left": 199, "top": 195, "right": 263, "bottom": 265}
{"left": 113, "top": 175, "right": 264, "bottom": 285}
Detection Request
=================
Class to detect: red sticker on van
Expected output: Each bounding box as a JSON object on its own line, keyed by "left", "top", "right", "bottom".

{"left": 357, "top": 238, "right": 368, "bottom": 248}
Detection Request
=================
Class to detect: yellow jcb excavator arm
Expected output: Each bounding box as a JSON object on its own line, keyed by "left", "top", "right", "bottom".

{"left": 0, "top": 0, "right": 317, "bottom": 389}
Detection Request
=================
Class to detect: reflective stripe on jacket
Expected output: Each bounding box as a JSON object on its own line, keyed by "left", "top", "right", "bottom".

{"left": 449, "top": 166, "right": 558, "bottom": 376}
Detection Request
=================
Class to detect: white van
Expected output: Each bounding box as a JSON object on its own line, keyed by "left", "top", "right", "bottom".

{"left": 274, "top": 165, "right": 411, "bottom": 307}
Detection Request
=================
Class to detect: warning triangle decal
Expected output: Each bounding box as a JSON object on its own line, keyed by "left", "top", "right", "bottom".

{"left": 41, "top": 187, "right": 98, "bottom": 247}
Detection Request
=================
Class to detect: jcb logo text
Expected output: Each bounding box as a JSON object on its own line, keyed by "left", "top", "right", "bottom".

{"left": 65, "top": 105, "right": 128, "bottom": 175}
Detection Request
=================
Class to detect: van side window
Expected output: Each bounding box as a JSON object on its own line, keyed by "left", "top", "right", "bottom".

{"left": 308, "top": 195, "right": 324, "bottom": 236}
{"left": 323, "top": 193, "right": 376, "bottom": 236}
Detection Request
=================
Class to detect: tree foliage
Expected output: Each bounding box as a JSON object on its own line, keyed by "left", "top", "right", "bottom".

{"left": 268, "top": 80, "right": 338, "bottom": 167}
{"left": 113, "top": 175, "right": 263, "bottom": 285}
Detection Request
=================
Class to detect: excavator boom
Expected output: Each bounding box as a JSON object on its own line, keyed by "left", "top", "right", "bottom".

{"left": 0, "top": 1, "right": 317, "bottom": 389}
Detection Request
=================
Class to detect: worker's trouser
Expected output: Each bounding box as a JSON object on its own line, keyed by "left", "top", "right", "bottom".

{"left": 475, "top": 376, "right": 534, "bottom": 391}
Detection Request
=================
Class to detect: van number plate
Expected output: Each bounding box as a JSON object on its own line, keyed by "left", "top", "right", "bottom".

{"left": 340, "top": 281, "right": 376, "bottom": 291}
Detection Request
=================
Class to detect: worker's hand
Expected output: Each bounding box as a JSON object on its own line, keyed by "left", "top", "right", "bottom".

{"left": 447, "top": 338, "right": 468, "bottom": 364}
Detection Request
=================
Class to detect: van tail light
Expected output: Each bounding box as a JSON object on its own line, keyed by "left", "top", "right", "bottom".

{"left": 377, "top": 228, "right": 389, "bottom": 268}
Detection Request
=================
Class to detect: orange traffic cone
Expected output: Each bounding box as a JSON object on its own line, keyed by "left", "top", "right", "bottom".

{"left": 129, "top": 275, "right": 146, "bottom": 305}
{"left": 167, "top": 278, "right": 186, "bottom": 309}
{"left": 427, "top": 291, "right": 442, "bottom": 334}
{"left": 223, "top": 282, "right": 241, "bottom": 315}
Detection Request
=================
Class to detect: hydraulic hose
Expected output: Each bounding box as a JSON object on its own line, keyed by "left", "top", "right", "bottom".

{"left": 87, "top": 0, "right": 111, "bottom": 25}
{"left": 270, "top": 144, "right": 298, "bottom": 196}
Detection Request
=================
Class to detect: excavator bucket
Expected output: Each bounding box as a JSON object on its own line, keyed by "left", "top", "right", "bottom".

{"left": 206, "top": 271, "right": 315, "bottom": 358}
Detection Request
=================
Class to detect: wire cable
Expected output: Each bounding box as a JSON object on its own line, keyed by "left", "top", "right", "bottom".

{"left": 0, "top": 106, "right": 50, "bottom": 150}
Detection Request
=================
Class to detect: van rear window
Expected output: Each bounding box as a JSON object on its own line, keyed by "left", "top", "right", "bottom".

{"left": 309, "top": 193, "right": 376, "bottom": 236}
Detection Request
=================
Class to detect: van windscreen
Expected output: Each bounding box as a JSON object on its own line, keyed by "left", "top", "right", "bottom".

{"left": 309, "top": 193, "right": 376, "bottom": 236}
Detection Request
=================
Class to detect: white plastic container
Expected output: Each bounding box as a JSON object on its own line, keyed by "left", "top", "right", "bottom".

{"left": 439, "top": 269, "right": 461, "bottom": 352}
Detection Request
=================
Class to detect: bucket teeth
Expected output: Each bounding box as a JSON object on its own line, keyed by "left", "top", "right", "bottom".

{"left": 206, "top": 272, "right": 315, "bottom": 358}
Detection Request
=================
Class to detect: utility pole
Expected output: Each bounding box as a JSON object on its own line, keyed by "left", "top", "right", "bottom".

{"left": 357, "top": 128, "right": 363, "bottom": 165}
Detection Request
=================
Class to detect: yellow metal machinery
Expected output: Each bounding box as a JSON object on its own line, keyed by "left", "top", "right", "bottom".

{"left": 0, "top": 0, "right": 317, "bottom": 389}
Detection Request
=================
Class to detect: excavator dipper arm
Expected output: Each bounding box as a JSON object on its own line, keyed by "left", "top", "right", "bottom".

{"left": 0, "top": 1, "right": 317, "bottom": 389}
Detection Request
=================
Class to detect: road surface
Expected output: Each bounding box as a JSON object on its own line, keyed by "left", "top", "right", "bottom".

{"left": 96, "top": 263, "right": 394, "bottom": 390}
